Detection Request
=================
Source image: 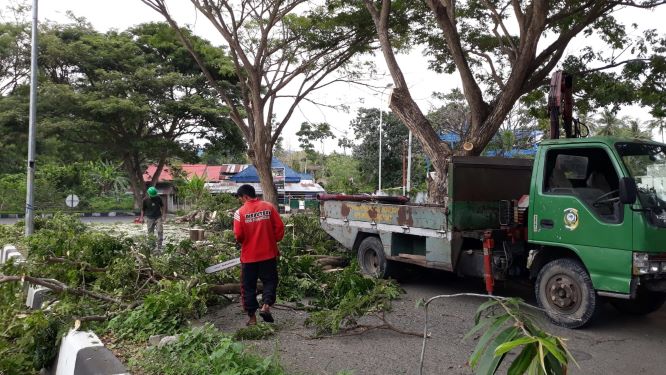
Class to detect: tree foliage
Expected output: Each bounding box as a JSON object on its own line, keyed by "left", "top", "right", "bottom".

{"left": 141, "top": 0, "right": 378, "bottom": 205}
{"left": 36, "top": 21, "right": 242, "bottom": 206}
{"left": 364, "top": 0, "right": 666, "bottom": 203}
{"left": 0, "top": 10, "right": 247, "bottom": 206}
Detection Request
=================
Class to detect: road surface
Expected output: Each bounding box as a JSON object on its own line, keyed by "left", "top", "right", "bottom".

{"left": 207, "top": 267, "right": 666, "bottom": 375}
{"left": 0, "top": 215, "right": 136, "bottom": 226}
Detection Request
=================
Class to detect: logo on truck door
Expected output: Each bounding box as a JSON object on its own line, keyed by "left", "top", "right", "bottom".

{"left": 563, "top": 208, "right": 579, "bottom": 230}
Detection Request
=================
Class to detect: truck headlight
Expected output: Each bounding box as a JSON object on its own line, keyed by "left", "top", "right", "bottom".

{"left": 633, "top": 252, "right": 649, "bottom": 275}
{"left": 649, "top": 262, "right": 661, "bottom": 273}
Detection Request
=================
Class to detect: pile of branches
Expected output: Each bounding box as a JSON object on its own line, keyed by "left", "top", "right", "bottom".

{"left": 0, "top": 213, "right": 404, "bottom": 373}
{"left": 0, "top": 214, "right": 245, "bottom": 372}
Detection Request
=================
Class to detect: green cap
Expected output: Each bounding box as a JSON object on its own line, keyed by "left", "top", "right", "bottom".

{"left": 147, "top": 186, "right": 158, "bottom": 197}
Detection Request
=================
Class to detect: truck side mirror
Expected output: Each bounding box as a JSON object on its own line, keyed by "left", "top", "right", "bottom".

{"left": 619, "top": 177, "right": 637, "bottom": 204}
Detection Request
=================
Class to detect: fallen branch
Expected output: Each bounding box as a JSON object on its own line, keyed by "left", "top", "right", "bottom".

{"left": 45, "top": 256, "right": 107, "bottom": 273}
{"left": 0, "top": 275, "right": 126, "bottom": 306}
{"left": 416, "top": 293, "right": 564, "bottom": 375}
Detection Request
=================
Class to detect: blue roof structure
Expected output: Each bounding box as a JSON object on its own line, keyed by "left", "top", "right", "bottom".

{"left": 230, "top": 157, "right": 303, "bottom": 183}
{"left": 439, "top": 132, "right": 461, "bottom": 143}
{"left": 485, "top": 148, "right": 538, "bottom": 157}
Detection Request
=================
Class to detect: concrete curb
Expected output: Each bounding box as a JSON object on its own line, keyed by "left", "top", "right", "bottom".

{"left": 54, "top": 329, "right": 128, "bottom": 375}
{"left": 2, "top": 243, "right": 128, "bottom": 374}
{"left": 0, "top": 212, "right": 136, "bottom": 219}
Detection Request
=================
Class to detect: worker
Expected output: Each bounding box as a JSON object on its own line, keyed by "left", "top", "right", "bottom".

{"left": 233, "top": 184, "right": 285, "bottom": 326}
{"left": 142, "top": 186, "right": 164, "bottom": 252}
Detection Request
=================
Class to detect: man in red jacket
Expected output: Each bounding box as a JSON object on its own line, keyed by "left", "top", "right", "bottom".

{"left": 233, "top": 184, "right": 285, "bottom": 326}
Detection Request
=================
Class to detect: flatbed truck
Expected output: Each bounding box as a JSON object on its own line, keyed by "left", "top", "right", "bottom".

{"left": 319, "top": 137, "right": 666, "bottom": 327}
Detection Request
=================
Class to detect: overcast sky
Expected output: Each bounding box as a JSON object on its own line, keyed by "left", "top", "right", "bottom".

{"left": 31, "top": 1, "right": 666, "bottom": 152}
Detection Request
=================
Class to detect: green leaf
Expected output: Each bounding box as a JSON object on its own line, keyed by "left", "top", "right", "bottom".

{"left": 475, "top": 326, "right": 520, "bottom": 375}
{"left": 507, "top": 343, "right": 538, "bottom": 375}
{"left": 464, "top": 316, "right": 493, "bottom": 341}
{"left": 494, "top": 336, "right": 538, "bottom": 357}
{"left": 544, "top": 352, "right": 567, "bottom": 375}
{"left": 469, "top": 314, "right": 512, "bottom": 367}
{"left": 474, "top": 299, "right": 500, "bottom": 324}
{"left": 537, "top": 337, "right": 567, "bottom": 365}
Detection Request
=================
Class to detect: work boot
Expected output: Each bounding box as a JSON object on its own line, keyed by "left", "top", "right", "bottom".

{"left": 246, "top": 314, "right": 257, "bottom": 326}
{"left": 259, "top": 304, "right": 274, "bottom": 323}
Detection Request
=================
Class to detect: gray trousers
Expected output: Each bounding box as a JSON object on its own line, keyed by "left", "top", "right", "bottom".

{"left": 146, "top": 216, "right": 163, "bottom": 249}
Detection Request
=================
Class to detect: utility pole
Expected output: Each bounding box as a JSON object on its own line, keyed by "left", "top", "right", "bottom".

{"left": 377, "top": 83, "right": 393, "bottom": 195}
{"left": 25, "top": 0, "right": 39, "bottom": 236}
{"left": 407, "top": 131, "right": 412, "bottom": 193}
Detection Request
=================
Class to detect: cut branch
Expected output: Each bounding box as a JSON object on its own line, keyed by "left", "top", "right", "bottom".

{"left": 0, "top": 275, "right": 125, "bottom": 306}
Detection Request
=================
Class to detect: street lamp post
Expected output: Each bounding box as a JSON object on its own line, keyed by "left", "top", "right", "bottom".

{"left": 378, "top": 83, "right": 393, "bottom": 195}
{"left": 407, "top": 130, "right": 412, "bottom": 193}
{"left": 25, "top": 0, "right": 39, "bottom": 236}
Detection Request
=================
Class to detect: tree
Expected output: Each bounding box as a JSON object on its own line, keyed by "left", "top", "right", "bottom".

{"left": 363, "top": 0, "right": 666, "bottom": 203}
{"left": 594, "top": 109, "right": 651, "bottom": 139}
{"left": 141, "top": 0, "right": 376, "bottom": 205}
{"left": 296, "top": 122, "right": 336, "bottom": 155}
{"left": 322, "top": 154, "right": 367, "bottom": 194}
{"left": 34, "top": 22, "right": 243, "bottom": 207}
{"left": 648, "top": 117, "right": 666, "bottom": 142}
{"left": 337, "top": 131, "right": 355, "bottom": 155}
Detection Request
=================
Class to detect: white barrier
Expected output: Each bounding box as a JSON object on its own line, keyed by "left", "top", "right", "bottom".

{"left": 26, "top": 285, "right": 50, "bottom": 309}
{"left": 1, "top": 244, "right": 20, "bottom": 263}
{"left": 54, "top": 329, "right": 128, "bottom": 375}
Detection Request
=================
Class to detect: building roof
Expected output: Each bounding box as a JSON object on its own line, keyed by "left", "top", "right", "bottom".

{"left": 230, "top": 158, "right": 303, "bottom": 183}
{"left": 144, "top": 164, "right": 248, "bottom": 183}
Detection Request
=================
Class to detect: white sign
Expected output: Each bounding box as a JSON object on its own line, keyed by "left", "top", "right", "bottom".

{"left": 65, "top": 194, "right": 80, "bottom": 208}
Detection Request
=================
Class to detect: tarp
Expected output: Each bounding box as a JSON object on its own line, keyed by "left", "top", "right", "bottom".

{"left": 230, "top": 158, "right": 303, "bottom": 183}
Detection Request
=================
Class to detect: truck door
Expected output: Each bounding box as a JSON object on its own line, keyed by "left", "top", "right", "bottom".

{"left": 530, "top": 145, "right": 633, "bottom": 290}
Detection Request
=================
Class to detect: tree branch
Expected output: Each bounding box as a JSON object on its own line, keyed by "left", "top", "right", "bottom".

{"left": 0, "top": 275, "right": 126, "bottom": 306}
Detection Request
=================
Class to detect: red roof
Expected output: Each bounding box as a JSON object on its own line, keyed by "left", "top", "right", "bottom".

{"left": 143, "top": 164, "right": 248, "bottom": 183}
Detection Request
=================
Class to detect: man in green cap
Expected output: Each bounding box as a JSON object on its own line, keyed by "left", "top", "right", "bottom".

{"left": 142, "top": 186, "right": 164, "bottom": 251}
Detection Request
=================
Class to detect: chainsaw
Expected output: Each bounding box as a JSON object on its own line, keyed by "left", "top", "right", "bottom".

{"left": 205, "top": 257, "right": 241, "bottom": 274}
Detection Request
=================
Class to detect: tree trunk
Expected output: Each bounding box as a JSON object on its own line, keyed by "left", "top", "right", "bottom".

{"left": 124, "top": 158, "right": 144, "bottom": 210}
{"left": 251, "top": 148, "right": 278, "bottom": 207}
{"left": 427, "top": 158, "right": 449, "bottom": 205}
{"left": 389, "top": 88, "right": 451, "bottom": 204}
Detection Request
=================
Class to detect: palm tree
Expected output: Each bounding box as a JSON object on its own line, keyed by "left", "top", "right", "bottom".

{"left": 648, "top": 117, "right": 666, "bottom": 143}
{"left": 596, "top": 109, "right": 623, "bottom": 136}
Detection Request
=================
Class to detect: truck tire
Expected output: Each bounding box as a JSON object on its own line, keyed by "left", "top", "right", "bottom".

{"left": 535, "top": 258, "right": 599, "bottom": 328}
{"left": 610, "top": 289, "right": 666, "bottom": 315}
{"left": 357, "top": 237, "right": 392, "bottom": 278}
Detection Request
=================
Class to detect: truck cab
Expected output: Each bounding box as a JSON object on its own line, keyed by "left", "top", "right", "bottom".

{"left": 528, "top": 137, "right": 666, "bottom": 326}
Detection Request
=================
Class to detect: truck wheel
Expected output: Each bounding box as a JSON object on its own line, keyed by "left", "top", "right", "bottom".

{"left": 357, "top": 237, "right": 392, "bottom": 278}
{"left": 535, "top": 258, "right": 599, "bottom": 328}
{"left": 610, "top": 289, "right": 666, "bottom": 315}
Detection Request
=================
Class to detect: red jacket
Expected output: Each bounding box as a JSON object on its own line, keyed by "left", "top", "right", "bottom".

{"left": 233, "top": 198, "right": 285, "bottom": 263}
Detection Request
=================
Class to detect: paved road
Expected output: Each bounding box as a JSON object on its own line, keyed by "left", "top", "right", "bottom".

{"left": 0, "top": 215, "right": 136, "bottom": 226}
{"left": 211, "top": 267, "right": 666, "bottom": 375}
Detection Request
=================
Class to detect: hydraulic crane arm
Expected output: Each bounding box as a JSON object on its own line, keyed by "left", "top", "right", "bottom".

{"left": 548, "top": 70, "right": 574, "bottom": 139}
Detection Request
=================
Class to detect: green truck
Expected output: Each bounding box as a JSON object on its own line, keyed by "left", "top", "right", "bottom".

{"left": 319, "top": 137, "right": 666, "bottom": 328}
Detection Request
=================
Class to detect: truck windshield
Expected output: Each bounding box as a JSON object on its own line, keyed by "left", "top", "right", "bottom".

{"left": 616, "top": 142, "right": 666, "bottom": 227}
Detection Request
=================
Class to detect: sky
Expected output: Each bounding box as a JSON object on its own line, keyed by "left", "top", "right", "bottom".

{"left": 24, "top": 1, "right": 666, "bottom": 152}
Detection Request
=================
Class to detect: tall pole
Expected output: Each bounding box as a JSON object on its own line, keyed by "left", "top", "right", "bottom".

{"left": 377, "top": 83, "right": 393, "bottom": 195}
{"left": 25, "top": 0, "right": 39, "bottom": 236}
{"left": 378, "top": 107, "right": 383, "bottom": 194}
{"left": 407, "top": 130, "right": 412, "bottom": 192}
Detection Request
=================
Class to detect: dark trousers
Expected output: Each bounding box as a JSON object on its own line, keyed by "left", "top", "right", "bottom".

{"left": 240, "top": 258, "right": 278, "bottom": 316}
